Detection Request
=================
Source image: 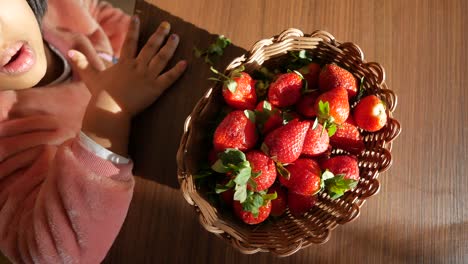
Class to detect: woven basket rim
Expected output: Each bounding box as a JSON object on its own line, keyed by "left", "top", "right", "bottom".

{"left": 176, "top": 28, "right": 401, "bottom": 256}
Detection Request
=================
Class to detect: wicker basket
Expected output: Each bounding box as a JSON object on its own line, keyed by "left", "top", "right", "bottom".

{"left": 176, "top": 29, "right": 401, "bottom": 256}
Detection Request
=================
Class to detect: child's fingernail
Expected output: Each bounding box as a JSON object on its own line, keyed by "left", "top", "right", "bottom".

{"left": 180, "top": 60, "right": 187, "bottom": 68}
{"left": 171, "top": 34, "right": 178, "bottom": 41}
{"left": 132, "top": 16, "right": 140, "bottom": 24}
{"left": 160, "top": 21, "right": 170, "bottom": 30}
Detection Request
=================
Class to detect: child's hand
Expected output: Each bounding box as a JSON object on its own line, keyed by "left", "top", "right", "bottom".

{"left": 68, "top": 17, "right": 187, "bottom": 155}
{"left": 68, "top": 17, "right": 187, "bottom": 117}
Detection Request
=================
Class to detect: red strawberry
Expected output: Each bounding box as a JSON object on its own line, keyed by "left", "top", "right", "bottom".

{"left": 296, "top": 91, "right": 319, "bottom": 118}
{"left": 268, "top": 72, "right": 303, "bottom": 107}
{"left": 319, "top": 64, "right": 358, "bottom": 99}
{"left": 321, "top": 155, "right": 360, "bottom": 181}
{"left": 288, "top": 192, "right": 317, "bottom": 217}
{"left": 220, "top": 187, "right": 234, "bottom": 207}
{"left": 314, "top": 87, "right": 349, "bottom": 125}
{"left": 354, "top": 95, "right": 387, "bottom": 132}
{"left": 279, "top": 159, "right": 321, "bottom": 195}
{"left": 299, "top": 63, "right": 321, "bottom": 90}
{"left": 302, "top": 122, "right": 330, "bottom": 157}
{"left": 255, "top": 101, "right": 283, "bottom": 134}
{"left": 208, "top": 149, "right": 219, "bottom": 165}
{"left": 213, "top": 110, "right": 258, "bottom": 152}
{"left": 211, "top": 67, "right": 257, "bottom": 110}
{"left": 268, "top": 184, "right": 288, "bottom": 217}
{"left": 233, "top": 200, "right": 271, "bottom": 225}
{"left": 263, "top": 119, "right": 310, "bottom": 163}
{"left": 245, "top": 151, "right": 276, "bottom": 191}
{"left": 330, "top": 117, "right": 365, "bottom": 154}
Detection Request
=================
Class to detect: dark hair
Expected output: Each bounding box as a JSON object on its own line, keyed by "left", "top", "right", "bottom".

{"left": 26, "top": 0, "right": 48, "bottom": 23}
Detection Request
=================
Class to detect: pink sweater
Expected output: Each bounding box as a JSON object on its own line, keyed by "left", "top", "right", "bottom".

{"left": 0, "top": 2, "right": 134, "bottom": 263}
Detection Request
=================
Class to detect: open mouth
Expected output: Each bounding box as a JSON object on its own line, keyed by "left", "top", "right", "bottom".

{"left": 0, "top": 42, "right": 36, "bottom": 75}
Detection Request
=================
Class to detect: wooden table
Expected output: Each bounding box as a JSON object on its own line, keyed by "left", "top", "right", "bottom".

{"left": 103, "top": 0, "right": 468, "bottom": 263}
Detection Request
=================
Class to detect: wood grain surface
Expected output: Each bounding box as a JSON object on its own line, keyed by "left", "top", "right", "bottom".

{"left": 101, "top": 0, "right": 468, "bottom": 263}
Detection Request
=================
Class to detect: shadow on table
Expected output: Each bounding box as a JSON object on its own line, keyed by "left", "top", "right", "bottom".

{"left": 128, "top": 2, "right": 246, "bottom": 189}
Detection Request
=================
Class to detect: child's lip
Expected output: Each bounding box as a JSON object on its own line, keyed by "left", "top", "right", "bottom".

{"left": 0, "top": 41, "right": 36, "bottom": 75}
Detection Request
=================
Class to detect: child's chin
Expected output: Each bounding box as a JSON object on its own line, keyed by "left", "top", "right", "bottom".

{"left": 0, "top": 66, "right": 47, "bottom": 91}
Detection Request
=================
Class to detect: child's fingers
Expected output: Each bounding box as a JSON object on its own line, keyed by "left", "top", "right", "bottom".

{"left": 68, "top": 50, "right": 98, "bottom": 81}
{"left": 148, "top": 34, "right": 180, "bottom": 76}
{"left": 137, "top": 21, "right": 171, "bottom": 65}
{"left": 120, "top": 16, "right": 140, "bottom": 60}
{"left": 153, "top": 60, "right": 187, "bottom": 95}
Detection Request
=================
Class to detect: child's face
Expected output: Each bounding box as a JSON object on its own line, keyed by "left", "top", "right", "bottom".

{"left": 0, "top": 0, "right": 47, "bottom": 91}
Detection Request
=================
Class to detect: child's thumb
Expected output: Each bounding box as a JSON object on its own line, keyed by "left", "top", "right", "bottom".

{"left": 67, "top": 49, "right": 98, "bottom": 80}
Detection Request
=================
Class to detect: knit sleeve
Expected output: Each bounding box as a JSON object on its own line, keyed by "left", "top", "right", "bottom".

{"left": 0, "top": 113, "right": 134, "bottom": 263}
{"left": 88, "top": 0, "right": 132, "bottom": 57}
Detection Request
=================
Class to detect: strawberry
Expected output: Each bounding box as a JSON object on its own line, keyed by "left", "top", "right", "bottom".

{"left": 210, "top": 67, "right": 257, "bottom": 110}
{"left": 212, "top": 149, "right": 277, "bottom": 220}
{"left": 330, "top": 117, "right": 365, "bottom": 154}
{"left": 299, "top": 62, "right": 321, "bottom": 90}
{"left": 233, "top": 200, "right": 272, "bottom": 225}
{"left": 268, "top": 72, "right": 303, "bottom": 107}
{"left": 288, "top": 192, "right": 317, "bottom": 217}
{"left": 278, "top": 159, "right": 321, "bottom": 196}
{"left": 208, "top": 148, "right": 219, "bottom": 165}
{"left": 302, "top": 122, "right": 330, "bottom": 157}
{"left": 315, "top": 87, "right": 350, "bottom": 125}
{"left": 263, "top": 119, "right": 310, "bottom": 163}
{"left": 268, "top": 184, "right": 288, "bottom": 217}
{"left": 255, "top": 101, "right": 283, "bottom": 134}
{"left": 213, "top": 110, "right": 258, "bottom": 152}
{"left": 296, "top": 91, "right": 319, "bottom": 118}
{"left": 353, "top": 95, "right": 387, "bottom": 132}
{"left": 221, "top": 188, "right": 234, "bottom": 207}
{"left": 245, "top": 150, "right": 276, "bottom": 191}
{"left": 320, "top": 155, "right": 360, "bottom": 199}
{"left": 319, "top": 64, "right": 358, "bottom": 99}
{"left": 321, "top": 155, "right": 360, "bottom": 180}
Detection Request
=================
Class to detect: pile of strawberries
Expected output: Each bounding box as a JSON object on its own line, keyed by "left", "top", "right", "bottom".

{"left": 202, "top": 53, "right": 388, "bottom": 225}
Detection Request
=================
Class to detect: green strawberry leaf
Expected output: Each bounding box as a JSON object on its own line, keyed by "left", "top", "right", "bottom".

{"left": 312, "top": 118, "right": 319, "bottom": 130}
{"left": 327, "top": 123, "right": 337, "bottom": 137}
{"left": 193, "top": 169, "right": 213, "bottom": 180}
{"left": 244, "top": 110, "right": 256, "bottom": 123}
{"left": 282, "top": 112, "right": 296, "bottom": 125}
{"left": 219, "top": 148, "right": 247, "bottom": 165}
{"left": 248, "top": 178, "right": 258, "bottom": 190}
{"left": 230, "top": 65, "right": 245, "bottom": 79}
{"left": 276, "top": 161, "right": 290, "bottom": 180}
{"left": 215, "top": 179, "right": 235, "bottom": 193}
{"left": 261, "top": 143, "right": 270, "bottom": 156}
{"left": 324, "top": 174, "right": 358, "bottom": 200}
{"left": 234, "top": 184, "right": 247, "bottom": 202}
{"left": 298, "top": 50, "right": 309, "bottom": 59}
{"left": 262, "top": 192, "right": 278, "bottom": 204}
{"left": 211, "top": 159, "right": 229, "bottom": 173}
{"left": 320, "top": 120, "right": 328, "bottom": 137}
{"left": 234, "top": 166, "right": 251, "bottom": 186}
{"left": 226, "top": 80, "right": 238, "bottom": 93}
{"left": 193, "top": 47, "right": 203, "bottom": 58}
{"left": 356, "top": 76, "right": 365, "bottom": 102}
{"left": 194, "top": 35, "right": 232, "bottom": 65}
{"left": 251, "top": 171, "right": 262, "bottom": 178}
{"left": 317, "top": 100, "right": 331, "bottom": 122}
{"left": 255, "top": 80, "right": 270, "bottom": 98}
{"left": 320, "top": 169, "right": 335, "bottom": 190}
{"left": 263, "top": 100, "right": 272, "bottom": 112}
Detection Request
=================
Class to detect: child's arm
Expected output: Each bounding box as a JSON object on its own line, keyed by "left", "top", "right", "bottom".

{"left": 0, "top": 89, "right": 134, "bottom": 263}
